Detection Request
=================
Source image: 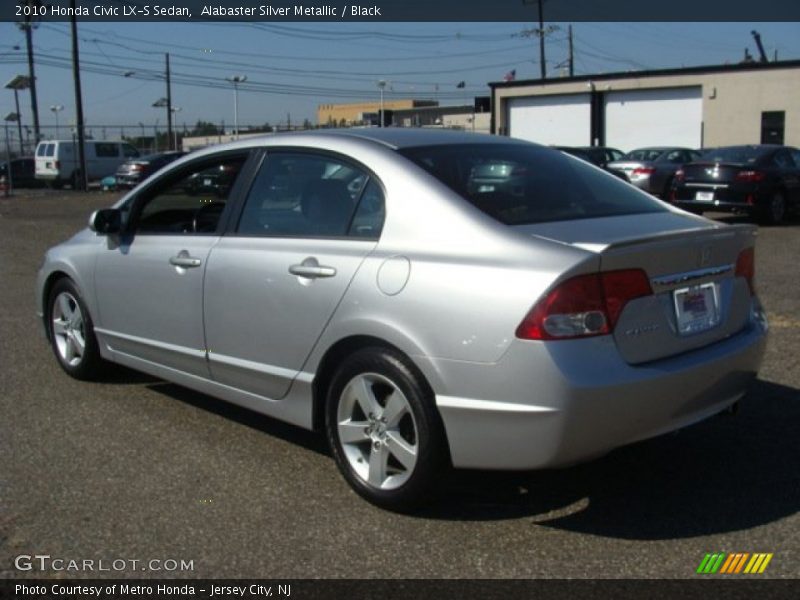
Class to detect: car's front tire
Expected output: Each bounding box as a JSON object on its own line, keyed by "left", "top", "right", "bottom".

{"left": 325, "top": 347, "right": 448, "bottom": 512}
{"left": 47, "top": 278, "right": 104, "bottom": 380}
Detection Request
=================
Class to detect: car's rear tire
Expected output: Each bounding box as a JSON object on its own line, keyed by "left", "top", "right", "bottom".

{"left": 761, "top": 191, "right": 786, "bottom": 225}
{"left": 47, "top": 278, "right": 105, "bottom": 380}
{"left": 325, "top": 347, "right": 448, "bottom": 512}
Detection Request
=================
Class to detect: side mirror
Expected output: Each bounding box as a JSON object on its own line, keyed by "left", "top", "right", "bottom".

{"left": 89, "top": 208, "right": 122, "bottom": 234}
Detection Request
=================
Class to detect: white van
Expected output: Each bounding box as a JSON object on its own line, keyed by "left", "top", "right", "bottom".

{"left": 35, "top": 140, "right": 140, "bottom": 188}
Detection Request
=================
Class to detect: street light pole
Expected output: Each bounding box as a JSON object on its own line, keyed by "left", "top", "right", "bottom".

{"left": 171, "top": 106, "right": 182, "bottom": 150}
{"left": 50, "top": 104, "right": 63, "bottom": 139}
{"left": 226, "top": 75, "right": 247, "bottom": 139}
{"left": 377, "top": 79, "right": 387, "bottom": 128}
{"left": 3, "top": 113, "right": 19, "bottom": 196}
{"left": 12, "top": 89, "right": 24, "bottom": 154}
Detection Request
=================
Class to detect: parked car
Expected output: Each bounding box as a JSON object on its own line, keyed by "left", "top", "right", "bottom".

{"left": 555, "top": 146, "right": 629, "bottom": 181}
{"left": 0, "top": 157, "right": 45, "bottom": 188}
{"left": 115, "top": 151, "right": 187, "bottom": 189}
{"left": 183, "top": 161, "right": 240, "bottom": 197}
{"left": 34, "top": 140, "right": 140, "bottom": 188}
{"left": 670, "top": 145, "right": 800, "bottom": 224}
{"left": 36, "top": 129, "right": 767, "bottom": 511}
{"left": 608, "top": 147, "right": 702, "bottom": 198}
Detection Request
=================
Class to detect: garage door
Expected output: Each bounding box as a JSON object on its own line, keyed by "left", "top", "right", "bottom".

{"left": 507, "top": 94, "right": 591, "bottom": 146}
{"left": 604, "top": 87, "right": 702, "bottom": 151}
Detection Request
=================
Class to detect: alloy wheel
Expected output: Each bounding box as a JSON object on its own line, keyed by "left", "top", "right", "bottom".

{"left": 52, "top": 291, "right": 86, "bottom": 367}
{"left": 336, "top": 372, "right": 419, "bottom": 490}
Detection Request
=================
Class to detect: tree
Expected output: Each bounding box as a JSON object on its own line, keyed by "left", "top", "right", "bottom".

{"left": 190, "top": 120, "right": 221, "bottom": 136}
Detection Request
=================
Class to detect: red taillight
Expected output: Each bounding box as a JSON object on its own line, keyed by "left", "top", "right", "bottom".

{"left": 130, "top": 164, "right": 143, "bottom": 171}
{"left": 516, "top": 270, "right": 653, "bottom": 341}
{"left": 55, "top": 160, "right": 60, "bottom": 169}
{"left": 735, "top": 247, "right": 755, "bottom": 295}
{"left": 632, "top": 167, "right": 656, "bottom": 176}
{"left": 735, "top": 170, "right": 765, "bottom": 183}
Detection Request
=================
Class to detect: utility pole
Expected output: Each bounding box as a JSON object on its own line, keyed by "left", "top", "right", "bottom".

{"left": 70, "top": 0, "right": 87, "bottom": 191}
{"left": 519, "top": 1, "right": 557, "bottom": 80}
{"left": 19, "top": 1, "right": 41, "bottom": 143}
{"left": 568, "top": 24, "right": 574, "bottom": 77}
{"left": 165, "top": 53, "right": 173, "bottom": 150}
{"left": 750, "top": 30, "right": 768, "bottom": 63}
{"left": 537, "top": 0, "right": 546, "bottom": 79}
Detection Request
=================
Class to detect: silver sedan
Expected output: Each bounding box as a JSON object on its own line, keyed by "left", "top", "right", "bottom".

{"left": 36, "top": 129, "right": 767, "bottom": 511}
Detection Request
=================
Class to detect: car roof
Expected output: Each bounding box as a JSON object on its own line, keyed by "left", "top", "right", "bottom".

{"left": 241, "top": 128, "right": 530, "bottom": 150}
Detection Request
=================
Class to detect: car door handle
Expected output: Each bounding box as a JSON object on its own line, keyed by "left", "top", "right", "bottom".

{"left": 169, "top": 255, "right": 202, "bottom": 268}
{"left": 288, "top": 264, "right": 337, "bottom": 278}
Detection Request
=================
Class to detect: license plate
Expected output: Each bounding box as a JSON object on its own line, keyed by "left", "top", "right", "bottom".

{"left": 673, "top": 283, "right": 720, "bottom": 336}
{"left": 695, "top": 190, "right": 714, "bottom": 201}
{"left": 203, "top": 178, "right": 212, "bottom": 186}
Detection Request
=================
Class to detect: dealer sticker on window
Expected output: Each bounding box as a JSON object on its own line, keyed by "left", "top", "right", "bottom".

{"left": 673, "top": 282, "right": 720, "bottom": 335}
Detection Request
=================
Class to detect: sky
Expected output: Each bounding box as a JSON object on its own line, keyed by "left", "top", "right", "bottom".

{"left": 1, "top": 21, "right": 799, "bottom": 138}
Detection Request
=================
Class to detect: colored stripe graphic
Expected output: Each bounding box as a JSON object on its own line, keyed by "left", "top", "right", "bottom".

{"left": 698, "top": 553, "right": 773, "bottom": 574}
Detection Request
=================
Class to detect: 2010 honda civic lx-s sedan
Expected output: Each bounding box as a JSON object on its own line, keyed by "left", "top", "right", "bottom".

{"left": 36, "top": 129, "right": 768, "bottom": 511}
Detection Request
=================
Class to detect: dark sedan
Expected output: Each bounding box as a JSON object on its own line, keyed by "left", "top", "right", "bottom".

{"left": 1, "top": 157, "right": 45, "bottom": 189}
{"left": 115, "top": 151, "right": 186, "bottom": 189}
{"left": 555, "top": 146, "right": 629, "bottom": 181}
{"left": 608, "top": 147, "right": 702, "bottom": 198}
{"left": 670, "top": 145, "right": 800, "bottom": 224}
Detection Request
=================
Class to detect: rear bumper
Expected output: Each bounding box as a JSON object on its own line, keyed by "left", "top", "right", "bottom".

{"left": 672, "top": 185, "right": 771, "bottom": 213}
{"left": 428, "top": 305, "right": 767, "bottom": 470}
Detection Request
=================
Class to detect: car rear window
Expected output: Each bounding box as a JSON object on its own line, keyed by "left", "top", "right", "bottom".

{"left": 699, "top": 146, "right": 765, "bottom": 164}
{"left": 622, "top": 148, "right": 665, "bottom": 162}
{"left": 398, "top": 143, "right": 667, "bottom": 225}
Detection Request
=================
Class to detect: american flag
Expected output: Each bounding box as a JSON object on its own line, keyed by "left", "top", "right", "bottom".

{"left": 503, "top": 69, "right": 516, "bottom": 82}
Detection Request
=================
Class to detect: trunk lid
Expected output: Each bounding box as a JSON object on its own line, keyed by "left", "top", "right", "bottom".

{"left": 515, "top": 212, "right": 756, "bottom": 364}
{"left": 681, "top": 162, "right": 749, "bottom": 184}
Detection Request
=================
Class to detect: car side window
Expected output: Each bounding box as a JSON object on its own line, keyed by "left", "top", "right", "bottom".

{"left": 95, "top": 143, "right": 120, "bottom": 158}
{"left": 772, "top": 150, "right": 794, "bottom": 168}
{"left": 665, "top": 150, "right": 683, "bottom": 163}
{"left": 130, "top": 156, "right": 246, "bottom": 235}
{"left": 348, "top": 179, "right": 385, "bottom": 238}
{"left": 237, "top": 152, "right": 383, "bottom": 239}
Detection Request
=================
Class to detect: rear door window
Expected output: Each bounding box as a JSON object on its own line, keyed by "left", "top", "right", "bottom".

{"left": 399, "top": 143, "right": 666, "bottom": 225}
{"left": 45, "top": 144, "right": 55, "bottom": 157}
{"left": 237, "top": 152, "right": 383, "bottom": 239}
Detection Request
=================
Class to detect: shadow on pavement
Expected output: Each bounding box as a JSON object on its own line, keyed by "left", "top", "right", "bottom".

{"left": 143, "top": 374, "right": 798, "bottom": 539}
{"left": 422, "top": 379, "right": 800, "bottom": 539}
{"left": 145, "top": 381, "right": 330, "bottom": 457}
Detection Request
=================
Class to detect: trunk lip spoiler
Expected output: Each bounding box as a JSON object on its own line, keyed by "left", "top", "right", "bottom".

{"left": 588, "top": 223, "right": 757, "bottom": 253}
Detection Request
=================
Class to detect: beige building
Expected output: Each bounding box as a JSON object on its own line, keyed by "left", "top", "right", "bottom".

{"left": 317, "top": 99, "right": 436, "bottom": 126}
{"left": 490, "top": 60, "right": 800, "bottom": 151}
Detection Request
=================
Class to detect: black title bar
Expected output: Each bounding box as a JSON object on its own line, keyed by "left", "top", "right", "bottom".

{"left": 3, "top": 0, "right": 800, "bottom": 22}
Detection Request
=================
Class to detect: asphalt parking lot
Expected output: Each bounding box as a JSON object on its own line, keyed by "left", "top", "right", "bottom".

{"left": 1, "top": 189, "right": 798, "bottom": 579}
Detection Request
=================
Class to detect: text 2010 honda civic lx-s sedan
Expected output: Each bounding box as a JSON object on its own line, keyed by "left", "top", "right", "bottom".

{"left": 36, "top": 129, "right": 768, "bottom": 511}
